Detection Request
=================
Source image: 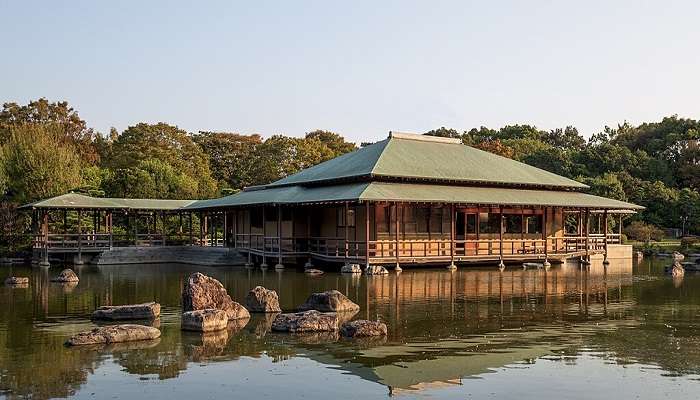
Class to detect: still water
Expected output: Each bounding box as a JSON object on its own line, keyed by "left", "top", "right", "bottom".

{"left": 1, "top": 257, "right": 699, "bottom": 399}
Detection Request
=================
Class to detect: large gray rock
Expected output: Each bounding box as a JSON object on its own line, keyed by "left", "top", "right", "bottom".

{"left": 4, "top": 276, "right": 29, "bottom": 285}
{"left": 271, "top": 310, "right": 339, "bottom": 332}
{"left": 92, "top": 302, "right": 161, "bottom": 320}
{"left": 298, "top": 290, "right": 360, "bottom": 312}
{"left": 181, "top": 309, "right": 229, "bottom": 332}
{"left": 245, "top": 286, "right": 281, "bottom": 313}
{"left": 340, "top": 320, "right": 388, "bottom": 337}
{"left": 364, "top": 265, "right": 388, "bottom": 275}
{"left": 341, "top": 264, "right": 362, "bottom": 274}
{"left": 51, "top": 269, "right": 79, "bottom": 283}
{"left": 182, "top": 272, "right": 250, "bottom": 320}
{"left": 65, "top": 324, "right": 160, "bottom": 346}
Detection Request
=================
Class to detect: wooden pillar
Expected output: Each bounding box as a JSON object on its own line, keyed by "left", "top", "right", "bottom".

{"left": 365, "top": 201, "right": 371, "bottom": 268}
{"left": 603, "top": 210, "right": 610, "bottom": 265}
{"left": 583, "top": 209, "right": 591, "bottom": 265}
{"left": 394, "top": 202, "right": 401, "bottom": 271}
{"left": 448, "top": 203, "right": 456, "bottom": 270}
{"left": 261, "top": 206, "right": 267, "bottom": 268}
{"left": 108, "top": 210, "right": 113, "bottom": 249}
{"left": 233, "top": 210, "right": 238, "bottom": 248}
{"left": 188, "top": 213, "right": 193, "bottom": 245}
{"left": 40, "top": 210, "right": 50, "bottom": 266}
{"left": 543, "top": 207, "right": 550, "bottom": 267}
{"left": 498, "top": 205, "right": 505, "bottom": 269}
{"left": 344, "top": 202, "right": 349, "bottom": 264}
{"left": 76, "top": 209, "right": 83, "bottom": 265}
{"left": 276, "top": 205, "right": 283, "bottom": 269}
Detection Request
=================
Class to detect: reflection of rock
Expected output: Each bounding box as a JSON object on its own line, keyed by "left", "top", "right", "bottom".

{"left": 673, "top": 275, "right": 684, "bottom": 288}
{"left": 183, "top": 330, "right": 231, "bottom": 361}
{"left": 51, "top": 269, "right": 79, "bottom": 283}
{"left": 298, "top": 290, "right": 360, "bottom": 312}
{"left": 272, "top": 310, "right": 339, "bottom": 332}
{"left": 227, "top": 317, "right": 250, "bottom": 333}
{"left": 182, "top": 272, "right": 250, "bottom": 320}
{"left": 57, "top": 281, "right": 79, "bottom": 293}
{"left": 245, "top": 286, "right": 281, "bottom": 313}
{"left": 4, "top": 276, "right": 29, "bottom": 285}
{"left": 365, "top": 265, "right": 388, "bottom": 275}
{"left": 248, "top": 313, "right": 279, "bottom": 338}
{"left": 182, "top": 309, "right": 229, "bottom": 332}
{"left": 666, "top": 261, "right": 685, "bottom": 277}
{"left": 341, "top": 264, "right": 362, "bottom": 274}
{"left": 291, "top": 331, "right": 340, "bottom": 344}
{"left": 340, "top": 320, "right": 387, "bottom": 337}
{"left": 66, "top": 324, "right": 161, "bottom": 346}
{"left": 76, "top": 338, "right": 162, "bottom": 353}
{"left": 92, "top": 302, "right": 161, "bottom": 321}
{"left": 304, "top": 269, "right": 324, "bottom": 275}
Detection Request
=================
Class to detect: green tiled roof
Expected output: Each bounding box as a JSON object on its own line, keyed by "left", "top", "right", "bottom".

{"left": 20, "top": 193, "right": 197, "bottom": 210}
{"left": 184, "top": 181, "right": 643, "bottom": 210}
{"left": 267, "top": 132, "right": 588, "bottom": 190}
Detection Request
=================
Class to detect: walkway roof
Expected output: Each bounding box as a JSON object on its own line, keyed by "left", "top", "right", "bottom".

{"left": 184, "top": 181, "right": 644, "bottom": 210}
{"left": 263, "top": 132, "right": 589, "bottom": 190}
{"left": 20, "top": 193, "right": 197, "bottom": 210}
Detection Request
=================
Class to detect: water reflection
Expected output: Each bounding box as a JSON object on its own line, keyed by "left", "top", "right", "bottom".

{"left": 1, "top": 256, "right": 700, "bottom": 399}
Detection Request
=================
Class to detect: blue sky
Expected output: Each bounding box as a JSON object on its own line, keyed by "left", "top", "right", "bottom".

{"left": 1, "top": 1, "right": 699, "bottom": 143}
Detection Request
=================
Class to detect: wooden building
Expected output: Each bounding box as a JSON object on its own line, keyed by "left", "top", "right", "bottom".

{"left": 24, "top": 132, "right": 642, "bottom": 269}
{"left": 186, "top": 132, "right": 642, "bottom": 269}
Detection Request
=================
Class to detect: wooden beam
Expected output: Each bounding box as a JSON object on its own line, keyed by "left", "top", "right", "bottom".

{"left": 365, "top": 201, "right": 371, "bottom": 267}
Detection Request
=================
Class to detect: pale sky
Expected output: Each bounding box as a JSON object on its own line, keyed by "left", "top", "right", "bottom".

{"left": 1, "top": 0, "right": 699, "bottom": 143}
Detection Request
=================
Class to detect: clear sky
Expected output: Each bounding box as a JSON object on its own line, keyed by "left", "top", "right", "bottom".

{"left": 1, "top": 1, "right": 699, "bottom": 143}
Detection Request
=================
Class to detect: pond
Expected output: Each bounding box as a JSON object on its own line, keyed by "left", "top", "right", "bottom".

{"left": 1, "top": 256, "right": 699, "bottom": 399}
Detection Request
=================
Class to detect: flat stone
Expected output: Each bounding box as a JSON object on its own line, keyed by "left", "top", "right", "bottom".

{"left": 65, "top": 324, "right": 161, "bottom": 346}
{"left": 51, "top": 269, "right": 79, "bottom": 283}
{"left": 271, "top": 310, "right": 339, "bottom": 333}
{"left": 245, "top": 286, "right": 281, "bottom": 313}
{"left": 181, "top": 309, "right": 229, "bottom": 332}
{"left": 341, "top": 264, "right": 362, "bottom": 274}
{"left": 298, "top": 290, "right": 360, "bottom": 312}
{"left": 340, "top": 320, "right": 388, "bottom": 337}
{"left": 182, "top": 272, "right": 250, "bottom": 320}
{"left": 304, "top": 268, "right": 324, "bottom": 275}
{"left": 4, "top": 276, "right": 29, "bottom": 285}
{"left": 364, "top": 265, "right": 389, "bottom": 275}
{"left": 92, "top": 302, "right": 161, "bottom": 320}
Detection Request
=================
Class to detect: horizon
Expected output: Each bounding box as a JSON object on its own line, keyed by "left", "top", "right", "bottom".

{"left": 2, "top": 1, "right": 699, "bottom": 142}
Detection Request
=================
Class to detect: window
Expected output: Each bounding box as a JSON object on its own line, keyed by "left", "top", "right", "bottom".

{"left": 430, "top": 207, "right": 443, "bottom": 235}
{"left": 336, "top": 207, "right": 356, "bottom": 228}
{"left": 466, "top": 214, "right": 477, "bottom": 234}
{"left": 504, "top": 214, "right": 522, "bottom": 234}
{"left": 526, "top": 215, "right": 543, "bottom": 234}
{"left": 479, "top": 212, "right": 501, "bottom": 233}
{"left": 250, "top": 208, "right": 263, "bottom": 229}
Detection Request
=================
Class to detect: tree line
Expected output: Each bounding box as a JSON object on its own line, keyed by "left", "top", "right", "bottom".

{"left": 1, "top": 98, "right": 699, "bottom": 253}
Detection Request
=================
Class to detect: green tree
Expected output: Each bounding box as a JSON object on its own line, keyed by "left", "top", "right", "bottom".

{"left": 192, "top": 131, "right": 262, "bottom": 190}
{"left": 1, "top": 124, "right": 82, "bottom": 203}
{"left": 108, "top": 123, "right": 216, "bottom": 198}
{"left": 304, "top": 130, "right": 356, "bottom": 156}
{"left": 578, "top": 173, "right": 627, "bottom": 201}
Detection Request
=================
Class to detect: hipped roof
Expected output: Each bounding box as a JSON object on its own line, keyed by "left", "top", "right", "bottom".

{"left": 265, "top": 132, "right": 588, "bottom": 190}
{"left": 184, "top": 181, "right": 643, "bottom": 210}
{"left": 20, "top": 193, "right": 196, "bottom": 210}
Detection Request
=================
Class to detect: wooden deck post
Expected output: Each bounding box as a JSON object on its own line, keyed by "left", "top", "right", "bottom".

{"left": 39, "top": 210, "right": 50, "bottom": 267}
{"left": 365, "top": 201, "right": 371, "bottom": 268}
{"left": 603, "top": 210, "right": 610, "bottom": 265}
{"left": 76, "top": 209, "right": 83, "bottom": 265}
{"left": 261, "top": 206, "right": 268, "bottom": 269}
{"left": 448, "top": 203, "right": 456, "bottom": 270}
{"left": 344, "top": 202, "right": 349, "bottom": 265}
{"left": 583, "top": 209, "right": 591, "bottom": 265}
{"left": 233, "top": 209, "right": 238, "bottom": 248}
{"left": 275, "top": 205, "right": 284, "bottom": 269}
{"left": 394, "top": 202, "right": 401, "bottom": 271}
{"left": 498, "top": 206, "right": 505, "bottom": 270}
{"left": 543, "top": 207, "right": 550, "bottom": 268}
{"left": 108, "top": 210, "right": 113, "bottom": 250}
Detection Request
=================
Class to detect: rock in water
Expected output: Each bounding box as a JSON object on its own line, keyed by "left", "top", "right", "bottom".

{"left": 51, "top": 269, "right": 79, "bottom": 283}
{"left": 364, "top": 265, "right": 388, "bottom": 275}
{"left": 304, "top": 268, "right": 324, "bottom": 275}
{"left": 340, "top": 320, "right": 388, "bottom": 337}
{"left": 673, "top": 252, "right": 685, "bottom": 262}
{"left": 65, "top": 324, "right": 160, "bottom": 346}
{"left": 298, "top": 290, "right": 360, "bottom": 312}
{"left": 245, "top": 286, "right": 281, "bottom": 313}
{"left": 4, "top": 276, "right": 29, "bottom": 285}
{"left": 181, "top": 309, "right": 229, "bottom": 332}
{"left": 182, "top": 272, "right": 250, "bottom": 320}
{"left": 340, "top": 264, "right": 362, "bottom": 274}
{"left": 271, "top": 310, "right": 339, "bottom": 332}
{"left": 635, "top": 251, "right": 644, "bottom": 260}
{"left": 92, "top": 302, "right": 161, "bottom": 320}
